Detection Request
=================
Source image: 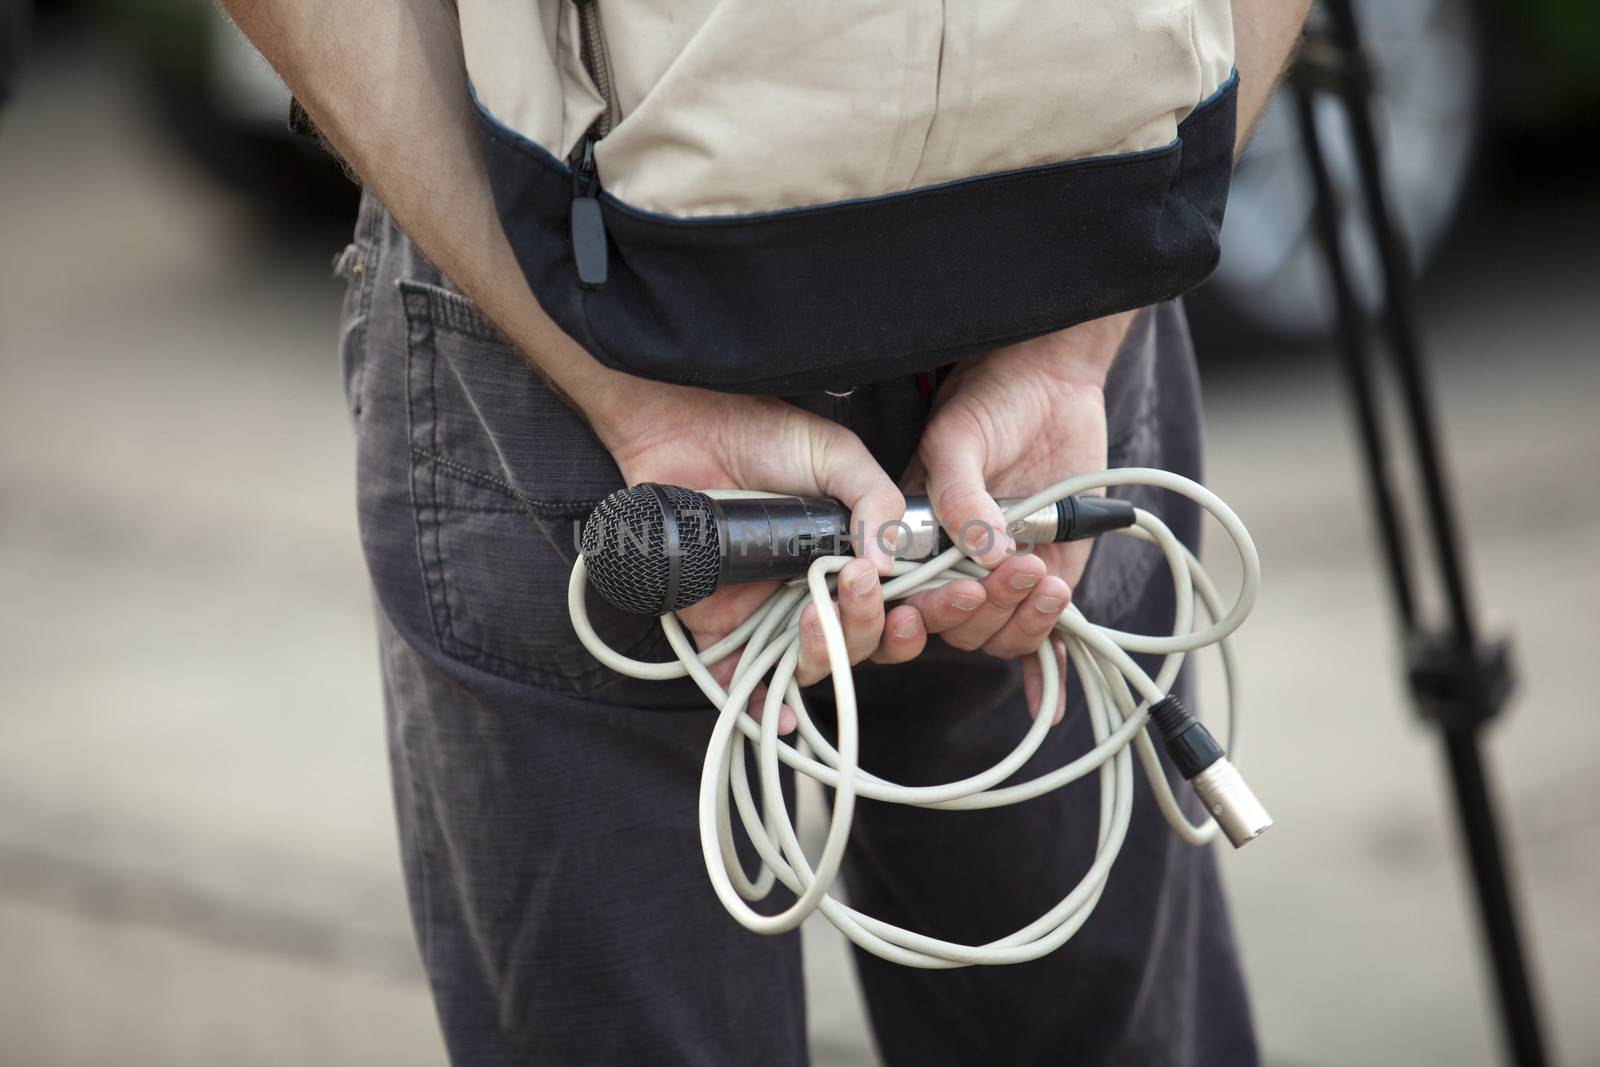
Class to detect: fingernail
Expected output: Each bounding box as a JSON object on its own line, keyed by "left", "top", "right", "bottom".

{"left": 893, "top": 614, "right": 920, "bottom": 639}
{"left": 849, "top": 566, "right": 878, "bottom": 597}
{"left": 952, "top": 594, "right": 982, "bottom": 612}
{"left": 1009, "top": 571, "right": 1040, "bottom": 591}
{"left": 1034, "top": 596, "right": 1064, "bottom": 615}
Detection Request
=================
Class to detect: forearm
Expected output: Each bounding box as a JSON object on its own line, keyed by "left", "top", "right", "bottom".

{"left": 1232, "top": 0, "right": 1315, "bottom": 154}
{"left": 220, "top": 0, "right": 640, "bottom": 436}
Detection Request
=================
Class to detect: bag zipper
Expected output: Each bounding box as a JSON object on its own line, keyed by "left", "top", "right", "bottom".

{"left": 570, "top": 139, "right": 608, "bottom": 289}
{"left": 570, "top": 0, "right": 617, "bottom": 289}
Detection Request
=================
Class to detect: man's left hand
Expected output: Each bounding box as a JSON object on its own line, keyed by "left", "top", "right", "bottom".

{"left": 899, "top": 312, "right": 1136, "bottom": 723}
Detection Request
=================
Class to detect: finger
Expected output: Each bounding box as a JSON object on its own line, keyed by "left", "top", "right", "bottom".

{"left": 746, "top": 683, "right": 798, "bottom": 735}
{"left": 920, "top": 420, "right": 1009, "bottom": 568}
{"left": 684, "top": 632, "right": 743, "bottom": 696}
{"left": 808, "top": 425, "right": 905, "bottom": 574}
{"left": 1022, "top": 656, "right": 1043, "bottom": 721}
{"left": 1021, "top": 638, "right": 1069, "bottom": 725}
{"left": 981, "top": 575, "right": 1071, "bottom": 660}
{"left": 899, "top": 578, "right": 987, "bottom": 634}
{"left": 682, "top": 586, "right": 799, "bottom": 732}
{"left": 939, "top": 553, "right": 1047, "bottom": 652}
{"left": 686, "top": 639, "right": 798, "bottom": 735}
{"left": 679, "top": 581, "right": 782, "bottom": 667}
{"left": 795, "top": 599, "right": 860, "bottom": 686}
{"left": 835, "top": 557, "right": 886, "bottom": 664}
{"left": 733, "top": 412, "right": 903, "bottom": 574}
{"left": 1051, "top": 637, "right": 1068, "bottom": 723}
{"left": 795, "top": 602, "right": 827, "bottom": 687}
{"left": 870, "top": 604, "right": 927, "bottom": 664}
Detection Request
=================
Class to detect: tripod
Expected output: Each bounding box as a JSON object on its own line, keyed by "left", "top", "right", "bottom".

{"left": 1288, "top": 2, "right": 1550, "bottom": 1064}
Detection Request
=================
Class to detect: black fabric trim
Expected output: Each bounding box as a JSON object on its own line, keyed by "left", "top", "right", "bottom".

{"left": 478, "top": 75, "right": 1237, "bottom": 395}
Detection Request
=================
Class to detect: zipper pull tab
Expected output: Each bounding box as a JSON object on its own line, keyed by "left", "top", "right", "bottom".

{"left": 570, "top": 138, "right": 608, "bottom": 290}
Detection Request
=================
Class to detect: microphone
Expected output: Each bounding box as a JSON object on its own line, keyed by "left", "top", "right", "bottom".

{"left": 580, "top": 483, "right": 1137, "bottom": 615}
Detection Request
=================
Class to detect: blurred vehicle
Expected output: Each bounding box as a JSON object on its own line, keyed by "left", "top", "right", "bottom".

{"left": 1206, "top": 0, "right": 1483, "bottom": 339}
{"left": 1203, "top": 0, "right": 1478, "bottom": 337}
{"left": 2, "top": 0, "right": 29, "bottom": 104}
{"left": 94, "top": 0, "right": 1600, "bottom": 340}
{"left": 1203, "top": 0, "right": 1600, "bottom": 341}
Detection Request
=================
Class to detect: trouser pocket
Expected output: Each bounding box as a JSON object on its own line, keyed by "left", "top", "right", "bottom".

{"left": 397, "top": 278, "right": 669, "bottom": 694}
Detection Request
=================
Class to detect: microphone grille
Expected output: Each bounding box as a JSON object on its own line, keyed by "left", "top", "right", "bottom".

{"left": 581, "top": 484, "right": 723, "bottom": 615}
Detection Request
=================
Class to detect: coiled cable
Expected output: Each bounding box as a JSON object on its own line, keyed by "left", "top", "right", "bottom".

{"left": 568, "top": 467, "right": 1261, "bottom": 968}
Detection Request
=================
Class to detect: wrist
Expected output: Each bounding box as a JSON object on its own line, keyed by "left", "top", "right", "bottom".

{"left": 485, "top": 285, "right": 739, "bottom": 468}
{"left": 555, "top": 357, "right": 736, "bottom": 465}
{"left": 481, "top": 288, "right": 661, "bottom": 453}
{"left": 993, "top": 310, "right": 1137, "bottom": 389}
{"left": 553, "top": 359, "right": 671, "bottom": 456}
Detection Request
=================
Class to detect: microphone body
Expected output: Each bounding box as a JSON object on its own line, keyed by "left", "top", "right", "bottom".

{"left": 581, "top": 484, "right": 1137, "bottom": 616}
{"left": 710, "top": 495, "right": 1108, "bottom": 582}
{"left": 710, "top": 494, "right": 854, "bottom": 587}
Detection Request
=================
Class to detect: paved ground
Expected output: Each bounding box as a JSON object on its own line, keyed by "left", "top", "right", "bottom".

{"left": 2, "top": 36, "right": 1596, "bottom": 1067}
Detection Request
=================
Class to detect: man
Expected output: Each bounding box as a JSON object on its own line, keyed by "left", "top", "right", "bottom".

{"left": 226, "top": 2, "right": 1310, "bottom": 1063}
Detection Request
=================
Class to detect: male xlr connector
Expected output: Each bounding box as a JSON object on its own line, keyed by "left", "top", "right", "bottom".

{"left": 1148, "top": 695, "right": 1273, "bottom": 847}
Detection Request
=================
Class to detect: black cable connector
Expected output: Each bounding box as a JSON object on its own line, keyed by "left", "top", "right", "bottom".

{"left": 1148, "top": 695, "right": 1273, "bottom": 848}
{"left": 1054, "top": 496, "right": 1138, "bottom": 542}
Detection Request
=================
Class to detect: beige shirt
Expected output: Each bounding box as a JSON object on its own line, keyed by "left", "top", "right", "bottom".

{"left": 461, "top": 0, "right": 1235, "bottom": 217}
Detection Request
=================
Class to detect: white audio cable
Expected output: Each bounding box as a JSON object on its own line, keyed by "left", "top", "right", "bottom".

{"left": 568, "top": 467, "right": 1265, "bottom": 968}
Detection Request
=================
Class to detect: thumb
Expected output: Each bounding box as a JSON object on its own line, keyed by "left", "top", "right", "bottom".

{"left": 922, "top": 425, "right": 1010, "bottom": 569}
{"left": 809, "top": 424, "right": 905, "bottom": 574}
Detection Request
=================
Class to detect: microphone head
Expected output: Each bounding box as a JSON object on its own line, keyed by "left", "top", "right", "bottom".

{"left": 581, "top": 484, "right": 724, "bottom": 615}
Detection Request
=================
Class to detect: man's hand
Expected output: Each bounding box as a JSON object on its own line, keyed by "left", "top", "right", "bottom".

{"left": 903, "top": 312, "right": 1135, "bottom": 723}
{"left": 588, "top": 379, "right": 985, "bottom": 733}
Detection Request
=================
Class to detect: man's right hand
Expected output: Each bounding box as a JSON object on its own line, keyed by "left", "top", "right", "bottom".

{"left": 583, "top": 381, "right": 936, "bottom": 731}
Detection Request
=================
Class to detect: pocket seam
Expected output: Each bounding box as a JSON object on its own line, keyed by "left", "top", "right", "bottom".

{"left": 398, "top": 278, "right": 503, "bottom": 343}
{"left": 401, "top": 282, "right": 668, "bottom": 694}
{"left": 410, "top": 445, "right": 600, "bottom": 520}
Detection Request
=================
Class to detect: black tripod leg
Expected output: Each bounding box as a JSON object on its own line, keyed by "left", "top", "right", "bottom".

{"left": 1322, "top": 0, "right": 1480, "bottom": 644}
{"left": 1289, "top": 85, "right": 1418, "bottom": 628}
{"left": 1292, "top": 3, "right": 1552, "bottom": 1060}
{"left": 1443, "top": 730, "right": 1550, "bottom": 1067}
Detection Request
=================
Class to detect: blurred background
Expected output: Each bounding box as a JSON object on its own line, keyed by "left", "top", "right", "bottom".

{"left": 1, "top": 1, "right": 1597, "bottom": 1064}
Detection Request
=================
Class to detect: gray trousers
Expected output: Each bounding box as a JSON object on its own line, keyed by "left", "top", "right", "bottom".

{"left": 338, "top": 191, "right": 1256, "bottom": 1066}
